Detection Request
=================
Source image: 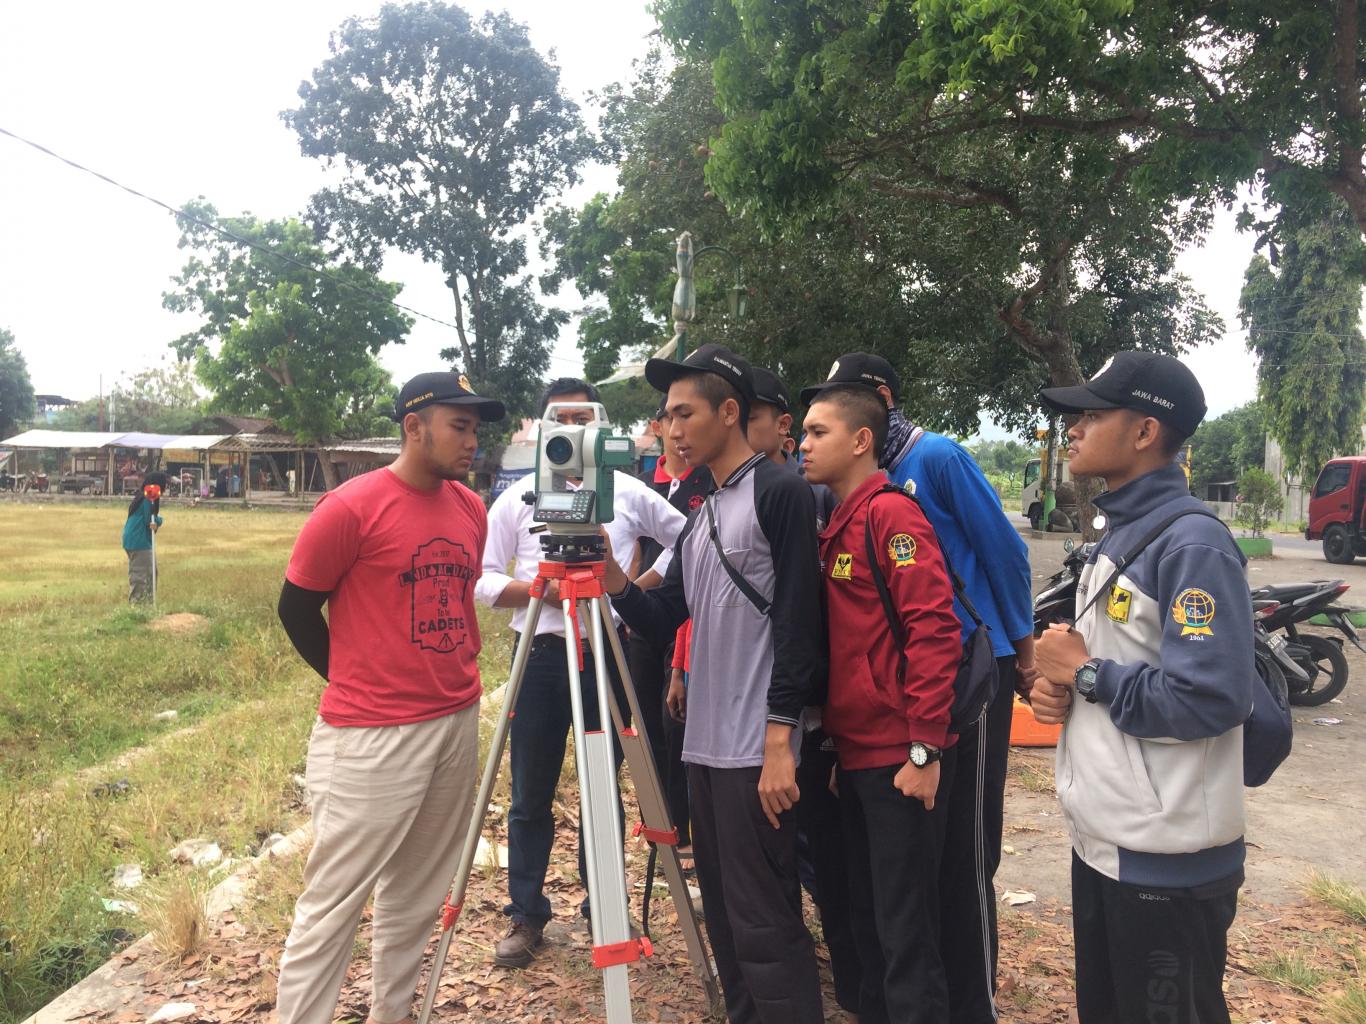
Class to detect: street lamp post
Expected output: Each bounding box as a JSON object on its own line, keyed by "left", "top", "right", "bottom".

{"left": 670, "top": 231, "right": 747, "bottom": 362}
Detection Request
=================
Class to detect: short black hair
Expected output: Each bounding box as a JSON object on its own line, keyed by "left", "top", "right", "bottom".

{"left": 809, "top": 384, "right": 889, "bottom": 454}
{"left": 400, "top": 404, "right": 438, "bottom": 447}
{"left": 1157, "top": 420, "right": 1188, "bottom": 458}
{"left": 676, "top": 369, "right": 750, "bottom": 436}
{"left": 540, "top": 377, "right": 601, "bottom": 415}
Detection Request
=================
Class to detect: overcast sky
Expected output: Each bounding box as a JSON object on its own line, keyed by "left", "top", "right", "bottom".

{"left": 0, "top": 0, "right": 1261, "bottom": 437}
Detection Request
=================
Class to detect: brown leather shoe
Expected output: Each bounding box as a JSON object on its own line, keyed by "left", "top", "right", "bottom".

{"left": 494, "top": 920, "right": 545, "bottom": 968}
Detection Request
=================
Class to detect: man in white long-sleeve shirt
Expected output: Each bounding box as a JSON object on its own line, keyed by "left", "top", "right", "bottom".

{"left": 476, "top": 378, "right": 686, "bottom": 968}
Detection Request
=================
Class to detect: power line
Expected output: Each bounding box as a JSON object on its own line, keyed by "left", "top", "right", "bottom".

{"left": 0, "top": 124, "right": 584, "bottom": 371}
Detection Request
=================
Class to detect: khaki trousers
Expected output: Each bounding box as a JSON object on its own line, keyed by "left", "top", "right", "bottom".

{"left": 276, "top": 704, "right": 479, "bottom": 1024}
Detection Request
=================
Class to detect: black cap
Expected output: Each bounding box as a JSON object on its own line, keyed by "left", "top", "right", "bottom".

{"left": 751, "top": 367, "right": 791, "bottom": 414}
{"left": 393, "top": 371, "right": 506, "bottom": 423}
{"left": 1040, "top": 351, "right": 1206, "bottom": 437}
{"left": 798, "top": 352, "right": 900, "bottom": 405}
{"left": 645, "top": 343, "right": 756, "bottom": 403}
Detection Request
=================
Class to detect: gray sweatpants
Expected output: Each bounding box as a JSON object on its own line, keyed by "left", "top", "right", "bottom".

{"left": 127, "top": 548, "right": 153, "bottom": 604}
{"left": 276, "top": 704, "right": 481, "bottom": 1024}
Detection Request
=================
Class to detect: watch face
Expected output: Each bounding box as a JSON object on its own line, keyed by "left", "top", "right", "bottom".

{"left": 910, "top": 744, "right": 928, "bottom": 767}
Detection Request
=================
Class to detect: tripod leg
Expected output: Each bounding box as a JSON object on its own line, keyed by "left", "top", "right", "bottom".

{"left": 592, "top": 600, "right": 722, "bottom": 1013}
{"left": 414, "top": 592, "right": 547, "bottom": 1024}
{"left": 566, "top": 596, "right": 635, "bottom": 1023}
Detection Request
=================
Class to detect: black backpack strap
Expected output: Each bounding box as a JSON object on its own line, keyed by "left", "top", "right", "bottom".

{"left": 704, "top": 494, "right": 771, "bottom": 617}
{"left": 865, "top": 517, "right": 909, "bottom": 661}
{"left": 1078, "top": 506, "right": 1225, "bottom": 622}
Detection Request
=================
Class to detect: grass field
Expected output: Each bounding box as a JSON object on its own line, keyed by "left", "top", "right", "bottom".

{"left": 0, "top": 500, "right": 512, "bottom": 1022}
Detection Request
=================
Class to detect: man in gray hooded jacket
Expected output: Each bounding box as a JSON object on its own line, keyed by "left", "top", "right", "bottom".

{"left": 1031, "top": 352, "right": 1253, "bottom": 1024}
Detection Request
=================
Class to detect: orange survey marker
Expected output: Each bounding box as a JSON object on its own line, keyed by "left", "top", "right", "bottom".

{"left": 1010, "top": 695, "right": 1062, "bottom": 747}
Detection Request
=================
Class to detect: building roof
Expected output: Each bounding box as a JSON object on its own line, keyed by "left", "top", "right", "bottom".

{"left": 0, "top": 429, "right": 125, "bottom": 449}
{"left": 1, "top": 429, "right": 227, "bottom": 451}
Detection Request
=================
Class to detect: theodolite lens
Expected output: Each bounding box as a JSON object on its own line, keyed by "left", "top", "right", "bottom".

{"left": 546, "top": 435, "right": 575, "bottom": 465}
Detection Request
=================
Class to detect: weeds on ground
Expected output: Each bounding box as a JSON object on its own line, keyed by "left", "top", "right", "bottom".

{"left": 141, "top": 870, "right": 213, "bottom": 960}
{"left": 1007, "top": 756, "right": 1055, "bottom": 794}
{"left": 1309, "top": 871, "right": 1366, "bottom": 925}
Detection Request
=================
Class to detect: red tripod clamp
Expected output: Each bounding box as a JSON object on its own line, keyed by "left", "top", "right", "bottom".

{"left": 632, "top": 821, "right": 679, "bottom": 846}
{"left": 591, "top": 934, "right": 654, "bottom": 970}
{"left": 440, "top": 898, "right": 464, "bottom": 930}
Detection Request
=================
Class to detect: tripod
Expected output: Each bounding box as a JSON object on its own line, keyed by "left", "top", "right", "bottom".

{"left": 416, "top": 530, "right": 719, "bottom": 1024}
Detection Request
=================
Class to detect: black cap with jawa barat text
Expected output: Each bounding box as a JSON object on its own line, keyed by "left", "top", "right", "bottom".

{"left": 1039, "top": 351, "right": 1206, "bottom": 438}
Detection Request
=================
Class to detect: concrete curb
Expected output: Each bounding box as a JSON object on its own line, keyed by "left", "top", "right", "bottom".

{"left": 20, "top": 824, "right": 313, "bottom": 1024}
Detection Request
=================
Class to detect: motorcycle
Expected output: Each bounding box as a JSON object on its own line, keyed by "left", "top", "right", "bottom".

{"left": 1250, "top": 579, "right": 1362, "bottom": 706}
{"left": 1033, "top": 538, "right": 1093, "bottom": 632}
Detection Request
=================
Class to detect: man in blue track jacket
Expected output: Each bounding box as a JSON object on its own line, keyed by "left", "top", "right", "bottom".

{"left": 1031, "top": 351, "right": 1253, "bottom": 1024}
{"left": 802, "top": 353, "right": 1035, "bottom": 1024}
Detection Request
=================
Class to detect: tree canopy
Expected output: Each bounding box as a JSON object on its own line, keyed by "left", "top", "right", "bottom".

{"left": 1241, "top": 204, "right": 1366, "bottom": 483}
{"left": 544, "top": 47, "right": 1220, "bottom": 437}
{"left": 163, "top": 200, "right": 410, "bottom": 485}
{"left": 1188, "top": 402, "right": 1266, "bottom": 495}
{"left": 0, "top": 327, "right": 35, "bottom": 440}
{"left": 285, "top": 1, "right": 594, "bottom": 428}
{"left": 52, "top": 362, "right": 213, "bottom": 436}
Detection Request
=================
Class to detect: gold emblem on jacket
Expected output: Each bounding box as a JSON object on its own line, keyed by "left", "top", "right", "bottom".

{"left": 888, "top": 533, "right": 917, "bottom": 567}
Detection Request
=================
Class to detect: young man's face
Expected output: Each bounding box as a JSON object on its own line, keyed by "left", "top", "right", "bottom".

{"left": 1066, "top": 408, "right": 1152, "bottom": 478}
{"left": 546, "top": 391, "right": 596, "bottom": 426}
{"left": 666, "top": 378, "right": 736, "bottom": 467}
{"left": 799, "top": 401, "right": 867, "bottom": 485}
{"left": 412, "top": 406, "right": 482, "bottom": 479}
{"left": 747, "top": 403, "right": 793, "bottom": 459}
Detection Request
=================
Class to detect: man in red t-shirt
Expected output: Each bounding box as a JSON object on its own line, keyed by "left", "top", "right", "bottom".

{"left": 275, "top": 371, "right": 503, "bottom": 1024}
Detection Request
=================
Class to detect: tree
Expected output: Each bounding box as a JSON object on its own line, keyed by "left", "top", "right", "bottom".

{"left": 1188, "top": 403, "right": 1266, "bottom": 495}
{"left": 163, "top": 200, "right": 411, "bottom": 488}
{"left": 52, "top": 362, "right": 213, "bottom": 435}
{"left": 654, "top": 1, "right": 1222, "bottom": 402}
{"left": 284, "top": 1, "right": 595, "bottom": 429}
{"left": 896, "top": 1, "right": 1366, "bottom": 241}
{"left": 545, "top": 49, "right": 1219, "bottom": 449}
{"left": 1236, "top": 468, "right": 1284, "bottom": 538}
{"left": 1240, "top": 204, "right": 1366, "bottom": 484}
{"left": 0, "top": 327, "right": 36, "bottom": 439}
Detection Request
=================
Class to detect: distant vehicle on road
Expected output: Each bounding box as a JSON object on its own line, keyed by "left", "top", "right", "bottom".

{"left": 1307, "top": 457, "right": 1366, "bottom": 563}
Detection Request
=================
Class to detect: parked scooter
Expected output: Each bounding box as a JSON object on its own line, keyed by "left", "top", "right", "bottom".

{"left": 1033, "top": 538, "right": 1093, "bottom": 632}
{"left": 1250, "top": 580, "right": 1362, "bottom": 706}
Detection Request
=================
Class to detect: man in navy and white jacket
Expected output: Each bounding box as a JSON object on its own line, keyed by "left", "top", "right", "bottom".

{"left": 1032, "top": 352, "right": 1253, "bottom": 1024}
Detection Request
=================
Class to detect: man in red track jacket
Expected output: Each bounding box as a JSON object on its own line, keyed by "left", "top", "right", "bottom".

{"left": 801, "top": 383, "right": 963, "bottom": 1024}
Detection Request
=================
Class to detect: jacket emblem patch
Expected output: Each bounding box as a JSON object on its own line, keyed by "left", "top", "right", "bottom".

{"left": 1172, "top": 588, "right": 1216, "bottom": 637}
{"left": 887, "top": 533, "right": 917, "bottom": 567}
{"left": 831, "top": 553, "right": 854, "bottom": 580}
{"left": 1106, "top": 585, "right": 1132, "bottom": 624}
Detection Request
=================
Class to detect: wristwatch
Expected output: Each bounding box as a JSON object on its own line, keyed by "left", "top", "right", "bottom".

{"left": 908, "top": 741, "right": 942, "bottom": 768}
{"left": 1074, "top": 658, "right": 1102, "bottom": 703}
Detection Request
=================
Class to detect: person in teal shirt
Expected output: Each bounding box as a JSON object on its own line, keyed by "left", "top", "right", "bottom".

{"left": 122, "top": 471, "right": 166, "bottom": 603}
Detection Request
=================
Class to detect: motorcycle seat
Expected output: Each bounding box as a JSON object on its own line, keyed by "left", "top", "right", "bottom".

{"left": 1250, "top": 581, "right": 1341, "bottom": 602}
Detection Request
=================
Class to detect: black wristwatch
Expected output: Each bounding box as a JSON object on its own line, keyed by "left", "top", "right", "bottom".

{"left": 1074, "top": 658, "right": 1102, "bottom": 703}
{"left": 908, "top": 741, "right": 942, "bottom": 768}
